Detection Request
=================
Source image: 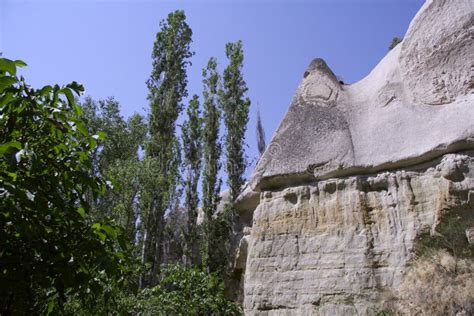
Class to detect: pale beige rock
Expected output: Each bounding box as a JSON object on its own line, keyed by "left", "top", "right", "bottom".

{"left": 250, "top": 0, "right": 474, "bottom": 191}
{"left": 400, "top": 0, "right": 474, "bottom": 105}
{"left": 232, "top": 1, "right": 474, "bottom": 314}
{"left": 243, "top": 153, "right": 474, "bottom": 315}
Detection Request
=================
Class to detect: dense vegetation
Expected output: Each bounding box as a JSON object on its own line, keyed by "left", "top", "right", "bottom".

{"left": 0, "top": 9, "right": 252, "bottom": 314}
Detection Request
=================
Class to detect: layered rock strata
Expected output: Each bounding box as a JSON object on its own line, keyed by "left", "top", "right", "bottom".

{"left": 244, "top": 153, "right": 474, "bottom": 314}
{"left": 234, "top": 0, "right": 474, "bottom": 314}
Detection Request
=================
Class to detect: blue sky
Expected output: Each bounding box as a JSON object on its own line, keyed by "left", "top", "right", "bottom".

{"left": 1, "top": 0, "right": 424, "bottom": 178}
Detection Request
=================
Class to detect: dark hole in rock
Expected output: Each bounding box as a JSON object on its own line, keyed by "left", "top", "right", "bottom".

{"left": 284, "top": 192, "right": 298, "bottom": 205}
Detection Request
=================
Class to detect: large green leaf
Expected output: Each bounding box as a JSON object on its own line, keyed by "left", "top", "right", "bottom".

{"left": 76, "top": 207, "right": 85, "bottom": 218}
{"left": 100, "top": 225, "right": 117, "bottom": 238}
{"left": 66, "top": 81, "right": 84, "bottom": 94}
{"left": 0, "top": 58, "right": 17, "bottom": 75}
{"left": 46, "top": 301, "right": 55, "bottom": 315}
{"left": 60, "top": 87, "right": 75, "bottom": 106}
{"left": 14, "top": 60, "right": 27, "bottom": 68}
{"left": 0, "top": 91, "right": 14, "bottom": 107}
{"left": 75, "top": 121, "right": 88, "bottom": 136}
{"left": 0, "top": 76, "right": 16, "bottom": 92}
{"left": 0, "top": 141, "right": 21, "bottom": 155}
{"left": 97, "top": 131, "right": 106, "bottom": 140}
{"left": 38, "top": 85, "right": 53, "bottom": 95}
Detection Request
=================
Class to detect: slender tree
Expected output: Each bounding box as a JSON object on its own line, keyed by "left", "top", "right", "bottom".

{"left": 141, "top": 10, "right": 193, "bottom": 287}
{"left": 256, "top": 107, "right": 266, "bottom": 157}
{"left": 220, "top": 40, "right": 251, "bottom": 203}
{"left": 201, "top": 57, "right": 222, "bottom": 272}
{"left": 181, "top": 94, "right": 202, "bottom": 266}
{"left": 216, "top": 41, "right": 251, "bottom": 277}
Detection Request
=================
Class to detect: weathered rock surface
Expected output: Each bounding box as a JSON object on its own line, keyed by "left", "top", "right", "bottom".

{"left": 251, "top": 0, "right": 474, "bottom": 191}
{"left": 467, "top": 227, "right": 474, "bottom": 245}
{"left": 244, "top": 153, "right": 474, "bottom": 315}
{"left": 235, "top": 0, "right": 474, "bottom": 314}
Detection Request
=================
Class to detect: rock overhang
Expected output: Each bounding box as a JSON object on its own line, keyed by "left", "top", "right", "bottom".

{"left": 250, "top": 0, "right": 474, "bottom": 192}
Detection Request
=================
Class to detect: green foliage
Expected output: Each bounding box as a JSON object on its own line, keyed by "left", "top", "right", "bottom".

{"left": 130, "top": 264, "right": 242, "bottom": 315}
{"left": 79, "top": 97, "right": 147, "bottom": 241}
{"left": 142, "top": 9, "right": 194, "bottom": 286}
{"left": 162, "top": 206, "right": 186, "bottom": 264}
{"left": 0, "top": 10, "right": 253, "bottom": 314}
{"left": 0, "top": 58, "right": 128, "bottom": 314}
{"left": 181, "top": 94, "right": 203, "bottom": 265}
{"left": 201, "top": 57, "right": 223, "bottom": 272}
{"left": 207, "top": 207, "right": 233, "bottom": 276}
{"left": 220, "top": 40, "right": 251, "bottom": 203}
{"left": 389, "top": 37, "right": 402, "bottom": 50}
{"left": 414, "top": 214, "right": 474, "bottom": 259}
{"left": 146, "top": 9, "right": 194, "bottom": 158}
{"left": 103, "top": 159, "right": 144, "bottom": 241}
{"left": 216, "top": 41, "right": 251, "bottom": 276}
{"left": 80, "top": 97, "right": 146, "bottom": 170}
{"left": 63, "top": 254, "right": 145, "bottom": 315}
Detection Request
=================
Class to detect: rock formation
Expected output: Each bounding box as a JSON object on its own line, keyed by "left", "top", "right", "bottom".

{"left": 232, "top": 0, "right": 474, "bottom": 314}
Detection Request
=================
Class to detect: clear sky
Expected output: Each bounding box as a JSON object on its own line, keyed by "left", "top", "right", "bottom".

{"left": 1, "top": 0, "right": 424, "bottom": 178}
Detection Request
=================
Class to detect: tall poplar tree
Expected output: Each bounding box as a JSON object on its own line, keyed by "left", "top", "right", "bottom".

{"left": 201, "top": 57, "right": 222, "bottom": 271}
{"left": 256, "top": 107, "right": 266, "bottom": 157}
{"left": 181, "top": 94, "right": 202, "bottom": 266}
{"left": 141, "top": 10, "right": 193, "bottom": 287}
{"left": 220, "top": 41, "right": 251, "bottom": 204}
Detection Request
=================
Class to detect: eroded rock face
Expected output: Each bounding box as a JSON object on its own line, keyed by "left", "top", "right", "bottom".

{"left": 251, "top": 0, "right": 474, "bottom": 191}
{"left": 244, "top": 153, "right": 474, "bottom": 315}
{"left": 235, "top": 1, "right": 474, "bottom": 314}
{"left": 400, "top": 0, "right": 474, "bottom": 105}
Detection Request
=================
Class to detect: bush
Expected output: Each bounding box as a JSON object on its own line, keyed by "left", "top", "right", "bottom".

{"left": 380, "top": 214, "right": 474, "bottom": 315}
{"left": 388, "top": 37, "right": 402, "bottom": 50}
{"left": 393, "top": 250, "right": 474, "bottom": 315}
{"left": 414, "top": 215, "right": 474, "bottom": 259}
{"left": 130, "top": 264, "right": 242, "bottom": 315}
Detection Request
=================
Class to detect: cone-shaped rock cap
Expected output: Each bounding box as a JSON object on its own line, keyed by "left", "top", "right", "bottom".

{"left": 250, "top": 0, "right": 474, "bottom": 192}
{"left": 251, "top": 57, "right": 351, "bottom": 190}
{"left": 304, "top": 58, "right": 338, "bottom": 81}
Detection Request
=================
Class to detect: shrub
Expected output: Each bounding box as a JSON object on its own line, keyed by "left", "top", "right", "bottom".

{"left": 388, "top": 37, "right": 402, "bottom": 50}
{"left": 414, "top": 215, "right": 474, "bottom": 259}
{"left": 394, "top": 250, "right": 474, "bottom": 315}
{"left": 380, "top": 214, "right": 474, "bottom": 315}
{"left": 130, "top": 264, "right": 242, "bottom": 315}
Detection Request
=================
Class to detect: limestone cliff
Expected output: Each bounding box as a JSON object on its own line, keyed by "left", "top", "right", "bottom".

{"left": 244, "top": 154, "right": 474, "bottom": 314}
{"left": 232, "top": 0, "right": 474, "bottom": 314}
